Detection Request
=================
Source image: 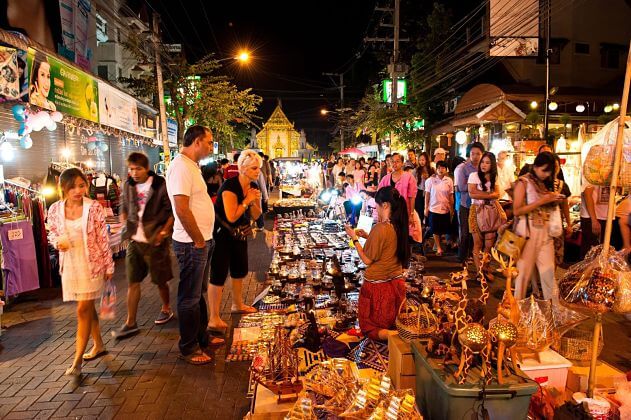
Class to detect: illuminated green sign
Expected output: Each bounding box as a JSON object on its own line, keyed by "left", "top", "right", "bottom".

{"left": 382, "top": 79, "right": 407, "bottom": 104}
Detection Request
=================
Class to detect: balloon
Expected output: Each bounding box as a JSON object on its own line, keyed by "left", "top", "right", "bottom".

{"left": 18, "top": 123, "right": 26, "bottom": 136}
{"left": 87, "top": 136, "right": 98, "bottom": 143}
{"left": 99, "top": 142, "right": 109, "bottom": 152}
{"left": 86, "top": 142, "right": 97, "bottom": 151}
{"left": 50, "top": 111, "right": 63, "bottom": 122}
{"left": 19, "top": 135, "right": 32, "bottom": 149}
{"left": 46, "top": 121, "right": 57, "bottom": 131}
{"left": 12, "top": 104, "right": 25, "bottom": 121}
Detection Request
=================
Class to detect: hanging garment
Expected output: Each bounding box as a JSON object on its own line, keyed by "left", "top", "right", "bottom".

{"left": 32, "top": 200, "right": 51, "bottom": 288}
{"left": 0, "top": 220, "right": 40, "bottom": 296}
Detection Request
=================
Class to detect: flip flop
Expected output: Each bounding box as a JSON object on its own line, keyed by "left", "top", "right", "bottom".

{"left": 82, "top": 349, "right": 108, "bottom": 361}
{"left": 436, "top": 251, "right": 443, "bottom": 257}
{"left": 206, "top": 336, "right": 226, "bottom": 347}
{"left": 178, "top": 350, "right": 213, "bottom": 365}
{"left": 207, "top": 325, "right": 228, "bottom": 334}
{"left": 230, "top": 305, "right": 257, "bottom": 314}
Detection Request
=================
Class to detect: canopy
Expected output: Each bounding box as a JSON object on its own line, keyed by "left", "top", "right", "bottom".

{"left": 340, "top": 147, "right": 366, "bottom": 156}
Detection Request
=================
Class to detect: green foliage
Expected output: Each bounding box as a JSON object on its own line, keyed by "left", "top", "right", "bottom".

{"left": 119, "top": 36, "right": 261, "bottom": 148}
{"left": 526, "top": 111, "right": 541, "bottom": 127}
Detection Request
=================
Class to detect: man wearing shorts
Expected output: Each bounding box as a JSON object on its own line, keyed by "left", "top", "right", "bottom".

{"left": 115, "top": 152, "right": 174, "bottom": 339}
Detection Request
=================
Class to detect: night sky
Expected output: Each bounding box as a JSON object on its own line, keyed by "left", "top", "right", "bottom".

{"left": 145, "top": 0, "right": 379, "bottom": 150}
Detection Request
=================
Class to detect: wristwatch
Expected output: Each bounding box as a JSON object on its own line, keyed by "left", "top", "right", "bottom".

{"left": 242, "top": 202, "right": 249, "bottom": 210}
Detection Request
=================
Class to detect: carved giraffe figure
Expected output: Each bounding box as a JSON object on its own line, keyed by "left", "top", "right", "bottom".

{"left": 477, "top": 251, "right": 491, "bottom": 305}
{"left": 491, "top": 248, "right": 522, "bottom": 381}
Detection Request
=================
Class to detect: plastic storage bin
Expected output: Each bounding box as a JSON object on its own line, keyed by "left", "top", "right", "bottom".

{"left": 412, "top": 341, "right": 538, "bottom": 420}
{"left": 517, "top": 349, "right": 572, "bottom": 392}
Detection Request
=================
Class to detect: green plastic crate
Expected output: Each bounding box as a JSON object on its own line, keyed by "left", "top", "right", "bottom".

{"left": 412, "top": 341, "right": 539, "bottom": 420}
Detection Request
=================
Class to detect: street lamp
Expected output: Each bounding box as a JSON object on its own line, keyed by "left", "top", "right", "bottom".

{"left": 217, "top": 51, "right": 252, "bottom": 64}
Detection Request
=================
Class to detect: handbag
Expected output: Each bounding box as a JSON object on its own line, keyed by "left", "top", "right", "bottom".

{"left": 548, "top": 205, "right": 563, "bottom": 238}
{"left": 476, "top": 200, "right": 507, "bottom": 233}
{"left": 215, "top": 213, "right": 253, "bottom": 241}
{"left": 496, "top": 208, "right": 530, "bottom": 260}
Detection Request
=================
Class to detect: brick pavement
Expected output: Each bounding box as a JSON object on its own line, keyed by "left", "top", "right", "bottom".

{"left": 1, "top": 215, "right": 630, "bottom": 419}
{"left": 0, "top": 221, "right": 274, "bottom": 420}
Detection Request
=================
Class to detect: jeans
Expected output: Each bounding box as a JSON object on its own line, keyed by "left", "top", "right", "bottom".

{"left": 458, "top": 205, "right": 471, "bottom": 263}
{"left": 173, "top": 239, "right": 215, "bottom": 355}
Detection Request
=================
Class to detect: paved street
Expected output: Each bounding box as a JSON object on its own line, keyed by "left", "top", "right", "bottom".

{"left": 0, "top": 223, "right": 274, "bottom": 420}
{"left": 1, "top": 218, "right": 630, "bottom": 419}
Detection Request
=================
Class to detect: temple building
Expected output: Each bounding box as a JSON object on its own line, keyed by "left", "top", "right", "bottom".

{"left": 255, "top": 102, "right": 302, "bottom": 159}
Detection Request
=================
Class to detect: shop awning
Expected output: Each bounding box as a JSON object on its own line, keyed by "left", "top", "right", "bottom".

{"left": 475, "top": 100, "right": 526, "bottom": 123}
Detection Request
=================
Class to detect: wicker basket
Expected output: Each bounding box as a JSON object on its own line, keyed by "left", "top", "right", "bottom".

{"left": 395, "top": 297, "right": 437, "bottom": 342}
{"left": 553, "top": 328, "right": 604, "bottom": 362}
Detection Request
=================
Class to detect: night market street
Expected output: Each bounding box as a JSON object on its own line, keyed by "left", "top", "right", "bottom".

{"left": 0, "top": 209, "right": 630, "bottom": 419}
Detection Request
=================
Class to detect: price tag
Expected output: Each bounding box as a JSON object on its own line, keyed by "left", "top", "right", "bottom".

{"left": 8, "top": 229, "right": 23, "bottom": 241}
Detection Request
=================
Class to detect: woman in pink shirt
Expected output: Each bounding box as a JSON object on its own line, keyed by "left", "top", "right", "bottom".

{"left": 378, "top": 153, "right": 417, "bottom": 222}
{"left": 353, "top": 161, "right": 366, "bottom": 190}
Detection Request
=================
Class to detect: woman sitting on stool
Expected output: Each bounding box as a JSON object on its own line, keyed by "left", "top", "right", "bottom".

{"left": 345, "top": 186, "right": 410, "bottom": 340}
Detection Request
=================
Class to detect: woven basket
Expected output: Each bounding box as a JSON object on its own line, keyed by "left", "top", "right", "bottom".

{"left": 395, "top": 297, "right": 437, "bottom": 342}
{"left": 553, "top": 328, "right": 604, "bottom": 362}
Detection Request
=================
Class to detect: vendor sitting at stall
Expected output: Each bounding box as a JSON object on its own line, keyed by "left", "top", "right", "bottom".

{"left": 345, "top": 186, "right": 410, "bottom": 340}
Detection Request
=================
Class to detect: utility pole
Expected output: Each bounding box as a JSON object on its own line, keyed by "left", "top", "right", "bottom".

{"left": 391, "top": 0, "right": 401, "bottom": 110}
{"left": 323, "top": 72, "right": 345, "bottom": 151}
{"left": 152, "top": 12, "right": 171, "bottom": 166}
{"left": 543, "top": 0, "right": 552, "bottom": 142}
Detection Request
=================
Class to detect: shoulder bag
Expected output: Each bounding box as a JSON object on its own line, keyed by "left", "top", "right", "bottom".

{"left": 476, "top": 200, "right": 507, "bottom": 233}
{"left": 496, "top": 179, "right": 530, "bottom": 259}
{"left": 215, "top": 213, "right": 253, "bottom": 241}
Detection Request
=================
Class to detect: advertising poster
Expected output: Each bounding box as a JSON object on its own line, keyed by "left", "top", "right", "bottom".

{"left": 98, "top": 81, "right": 139, "bottom": 133}
{"left": 167, "top": 118, "right": 178, "bottom": 147}
{"left": 138, "top": 105, "right": 158, "bottom": 140}
{"left": 27, "top": 48, "right": 99, "bottom": 122}
{"left": 0, "top": 47, "right": 20, "bottom": 99}
{"left": 58, "top": 0, "right": 94, "bottom": 70}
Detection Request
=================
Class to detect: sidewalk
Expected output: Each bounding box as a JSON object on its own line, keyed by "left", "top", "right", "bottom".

{"left": 0, "top": 225, "right": 273, "bottom": 420}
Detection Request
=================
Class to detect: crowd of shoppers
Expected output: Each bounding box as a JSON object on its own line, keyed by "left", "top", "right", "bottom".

{"left": 47, "top": 124, "right": 631, "bottom": 370}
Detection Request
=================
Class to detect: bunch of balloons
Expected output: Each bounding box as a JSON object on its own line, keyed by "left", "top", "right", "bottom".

{"left": 11, "top": 104, "right": 63, "bottom": 149}
{"left": 85, "top": 136, "right": 109, "bottom": 152}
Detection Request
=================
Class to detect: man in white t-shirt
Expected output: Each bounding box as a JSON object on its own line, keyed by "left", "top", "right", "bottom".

{"left": 580, "top": 175, "right": 609, "bottom": 258}
{"left": 166, "top": 125, "right": 218, "bottom": 365}
{"left": 116, "top": 152, "right": 175, "bottom": 341}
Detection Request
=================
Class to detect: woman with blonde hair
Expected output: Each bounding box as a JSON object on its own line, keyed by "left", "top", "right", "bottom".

{"left": 47, "top": 168, "right": 114, "bottom": 375}
{"left": 208, "top": 149, "right": 263, "bottom": 332}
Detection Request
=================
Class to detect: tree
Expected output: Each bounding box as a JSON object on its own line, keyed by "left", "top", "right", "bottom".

{"left": 119, "top": 35, "right": 261, "bottom": 148}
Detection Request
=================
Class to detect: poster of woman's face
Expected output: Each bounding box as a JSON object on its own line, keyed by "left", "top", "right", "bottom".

{"left": 35, "top": 60, "right": 51, "bottom": 98}
{"left": 29, "top": 51, "right": 55, "bottom": 110}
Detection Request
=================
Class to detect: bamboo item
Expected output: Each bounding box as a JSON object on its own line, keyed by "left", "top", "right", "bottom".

{"left": 587, "top": 40, "right": 631, "bottom": 398}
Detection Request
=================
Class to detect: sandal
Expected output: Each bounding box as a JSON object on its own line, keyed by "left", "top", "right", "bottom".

{"left": 178, "top": 350, "right": 213, "bottom": 365}
{"left": 436, "top": 251, "right": 443, "bottom": 257}
{"left": 206, "top": 336, "right": 225, "bottom": 347}
{"left": 64, "top": 366, "right": 82, "bottom": 376}
{"left": 230, "top": 305, "right": 257, "bottom": 314}
{"left": 83, "top": 348, "right": 108, "bottom": 361}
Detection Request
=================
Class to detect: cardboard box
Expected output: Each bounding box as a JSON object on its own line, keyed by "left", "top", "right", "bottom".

{"left": 251, "top": 383, "right": 296, "bottom": 417}
{"left": 388, "top": 333, "right": 416, "bottom": 392}
{"left": 566, "top": 361, "right": 626, "bottom": 392}
{"left": 517, "top": 349, "right": 572, "bottom": 392}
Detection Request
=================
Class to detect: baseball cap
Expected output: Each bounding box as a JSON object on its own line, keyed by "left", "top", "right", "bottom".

{"left": 434, "top": 148, "right": 447, "bottom": 155}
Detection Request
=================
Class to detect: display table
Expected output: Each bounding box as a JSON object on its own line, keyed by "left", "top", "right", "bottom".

{"left": 412, "top": 341, "right": 539, "bottom": 420}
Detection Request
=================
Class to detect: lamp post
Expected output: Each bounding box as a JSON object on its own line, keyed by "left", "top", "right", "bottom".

{"left": 320, "top": 108, "right": 353, "bottom": 152}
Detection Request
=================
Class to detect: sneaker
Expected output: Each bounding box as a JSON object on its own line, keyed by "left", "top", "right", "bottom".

{"left": 154, "top": 310, "right": 174, "bottom": 325}
{"left": 114, "top": 324, "right": 139, "bottom": 340}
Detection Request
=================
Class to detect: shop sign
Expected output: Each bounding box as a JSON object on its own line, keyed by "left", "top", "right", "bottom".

{"left": 58, "top": 0, "right": 94, "bottom": 71}
{"left": 138, "top": 105, "right": 157, "bottom": 139}
{"left": 489, "top": 0, "right": 539, "bottom": 56}
{"left": 381, "top": 79, "right": 407, "bottom": 104}
{"left": 27, "top": 48, "right": 99, "bottom": 122}
{"left": 98, "top": 81, "right": 139, "bottom": 133}
{"left": 167, "top": 118, "right": 178, "bottom": 147}
{"left": 0, "top": 47, "right": 20, "bottom": 100}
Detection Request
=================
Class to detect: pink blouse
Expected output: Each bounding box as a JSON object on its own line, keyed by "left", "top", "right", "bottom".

{"left": 378, "top": 171, "right": 417, "bottom": 213}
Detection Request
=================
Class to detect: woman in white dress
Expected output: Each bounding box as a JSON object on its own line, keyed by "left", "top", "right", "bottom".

{"left": 48, "top": 168, "right": 115, "bottom": 376}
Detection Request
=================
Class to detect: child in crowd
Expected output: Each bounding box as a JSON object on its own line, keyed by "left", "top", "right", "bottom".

{"left": 424, "top": 161, "right": 454, "bottom": 256}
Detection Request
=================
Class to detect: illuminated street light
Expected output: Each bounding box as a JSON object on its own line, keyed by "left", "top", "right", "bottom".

{"left": 548, "top": 101, "right": 558, "bottom": 111}
{"left": 576, "top": 104, "right": 585, "bottom": 113}
{"left": 320, "top": 109, "right": 329, "bottom": 115}
{"left": 604, "top": 105, "right": 613, "bottom": 113}
{"left": 237, "top": 51, "right": 250, "bottom": 63}
{"left": 530, "top": 101, "right": 538, "bottom": 109}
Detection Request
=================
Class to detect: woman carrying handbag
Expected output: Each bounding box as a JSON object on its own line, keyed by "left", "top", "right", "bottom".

{"left": 468, "top": 152, "right": 506, "bottom": 273}
{"left": 512, "top": 152, "right": 566, "bottom": 300}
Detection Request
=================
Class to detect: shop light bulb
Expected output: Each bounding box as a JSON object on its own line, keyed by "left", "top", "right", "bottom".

{"left": 604, "top": 105, "right": 613, "bottom": 113}
{"left": 576, "top": 104, "right": 585, "bottom": 113}
{"left": 613, "top": 103, "right": 620, "bottom": 111}
{"left": 351, "top": 195, "right": 363, "bottom": 206}
{"left": 530, "top": 101, "right": 538, "bottom": 109}
{"left": 548, "top": 102, "right": 558, "bottom": 111}
{"left": 0, "top": 141, "right": 14, "bottom": 161}
{"left": 61, "top": 148, "right": 72, "bottom": 159}
{"left": 85, "top": 159, "right": 94, "bottom": 168}
{"left": 42, "top": 186, "right": 56, "bottom": 197}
